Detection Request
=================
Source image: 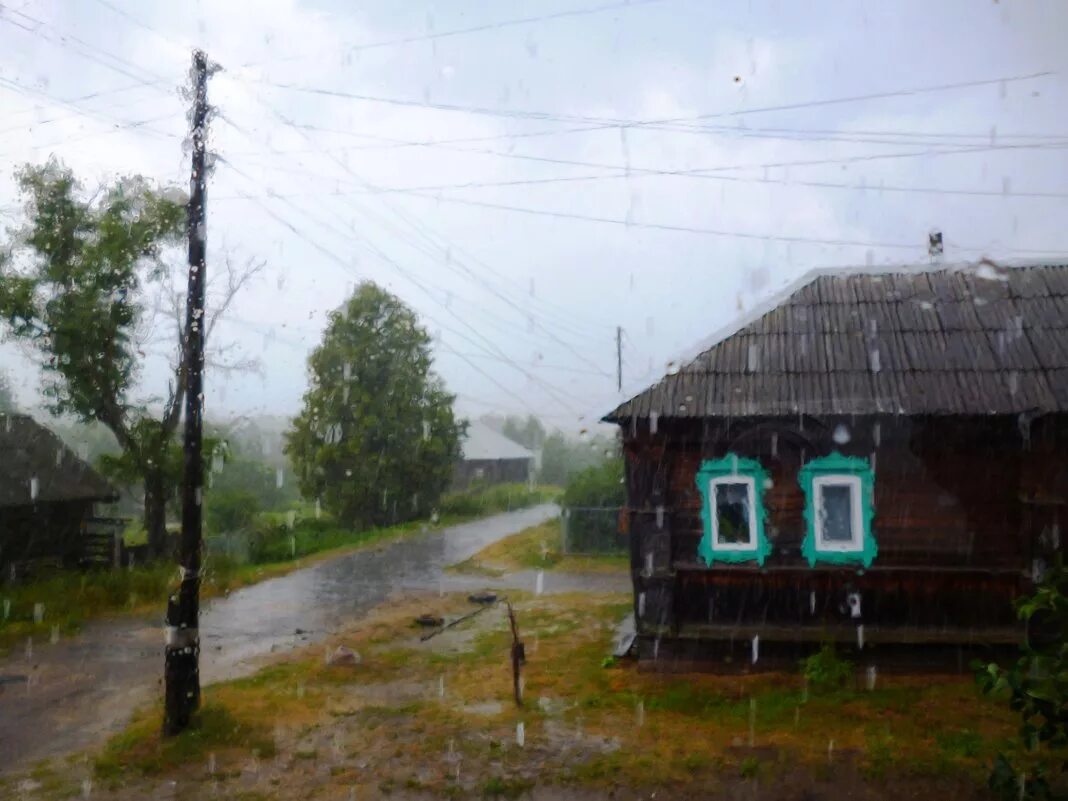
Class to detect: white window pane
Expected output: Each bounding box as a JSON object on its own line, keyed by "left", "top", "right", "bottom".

{"left": 820, "top": 484, "right": 854, "bottom": 542}
{"left": 715, "top": 482, "right": 751, "bottom": 544}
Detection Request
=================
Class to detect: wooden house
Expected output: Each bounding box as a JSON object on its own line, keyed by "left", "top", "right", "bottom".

{"left": 0, "top": 414, "right": 119, "bottom": 574}
{"left": 452, "top": 421, "right": 535, "bottom": 489}
{"left": 604, "top": 263, "right": 1068, "bottom": 671}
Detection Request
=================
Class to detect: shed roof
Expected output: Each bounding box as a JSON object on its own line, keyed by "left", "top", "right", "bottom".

{"left": 0, "top": 415, "right": 117, "bottom": 507}
{"left": 605, "top": 262, "right": 1068, "bottom": 421}
{"left": 460, "top": 421, "right": 535, "bottom": 461}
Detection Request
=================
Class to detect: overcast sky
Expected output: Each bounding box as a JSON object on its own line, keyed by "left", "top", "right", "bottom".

{"left": 0, "top": 0, "right": 1066, "bottom": 432}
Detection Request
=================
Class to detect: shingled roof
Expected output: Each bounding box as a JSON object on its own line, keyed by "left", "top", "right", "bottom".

{"left": 605, "top": 262, "right": 1068, "bottom": 421}
{"left": 0, "top": 414, "right": 117, "bottom": 507}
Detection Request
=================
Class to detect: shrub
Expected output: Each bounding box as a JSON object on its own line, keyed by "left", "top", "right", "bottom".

{"left": 800, "top": 643, "right": 853, "bottom": 692}
{"left": 977, "top": 559, "right": 1068, "bottom": 801}
{"left": 562, "top": 458, "right": 625, "bottom": 553}
{"left": 205, "top": 489, "right": 260, "bottom": 535}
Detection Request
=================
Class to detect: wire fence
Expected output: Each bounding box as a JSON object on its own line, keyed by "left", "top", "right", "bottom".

{"left": 561, "top": 506, "right": 625, "bottom": 555}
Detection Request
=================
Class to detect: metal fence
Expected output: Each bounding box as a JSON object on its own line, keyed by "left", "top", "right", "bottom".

{"left": 560, "top": 506, "right": 625, "bottom": 555}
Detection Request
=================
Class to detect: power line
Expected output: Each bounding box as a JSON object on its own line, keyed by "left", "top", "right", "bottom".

{"left": 0, "top": 76, "right": 179, "bottom": 149}
{"left": 240, "top": 0, "right": 669, "bottom": 66}
{"left": 237, "top": 119, "right": 1068, "bottom": 157}
{"left": 219, "top": 156, "right": 591, "bottom": 415}
{"left": 220, "top": 105, "right": 621, "bottom": 361}
{"left": 394, "top": 191, "right": 926, "bottom": 249}
{"left": 218, "top": 156, "right": 1068, "bottom": 202}
{"left": 245, "top": 70, "right": 1054, "bottom": 133}
{"left": 392, "top": 191, "right": 1068, "bottom": 257}
{"left": 5, "top": 6, "right": 173, "bottom": 87}
{"left": 225, "top": 127, "right": 1068, "bottom": 196}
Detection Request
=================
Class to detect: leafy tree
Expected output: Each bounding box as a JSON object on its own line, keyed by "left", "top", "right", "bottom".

{"left": 205, "top": 489, "right": 260, "bottom": 535}
{"left": 0, "top": 369, "right": 18, "bottom": 413}
{"left": 539, "top": 429, "right": 618, "bottom": 485}
{"left": 501, "top": 414, "right": 546, "bottom": 450}
{"left": 977, "top": 559, "right": 1068, "bottom": 800}
{"left": 285, "top": 282, "right": 464, "bottom": 528}
{"left": 0, "top": 160, "right": 258, "bottom": 558}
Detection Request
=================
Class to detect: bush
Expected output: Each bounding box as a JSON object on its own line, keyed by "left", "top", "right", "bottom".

{"left": 438, "top": 483, "right": 556, "bottom": 518}
{"left": 562, "top": 457, "right": 625, "bottom": 508}
{"left": 205, "top": 489, "right": 260, "bottom": 535}
{"left": 800, "top": 643, "right": 853, "bottom": 692}
{"left": 977, "top": 559, "right": 1068, "bottom": 800}
{"left": 562, "top": 459, "right": 625, "bottom": 553}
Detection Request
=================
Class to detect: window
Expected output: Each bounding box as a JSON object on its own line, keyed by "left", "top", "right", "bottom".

{"left": 800, "top": 454, "right": 877, "bottom": 567}
{"left": 696, "top": 455, "right": 771, "bottom": 566}
{"left": 711, "top": 478, "right": 756, "bottom": 549}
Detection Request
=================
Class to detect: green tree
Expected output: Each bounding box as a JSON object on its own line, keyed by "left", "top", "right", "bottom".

{"left": 285, "top": 282, "right": 464, "bottom": 528}
{"left": 501, "top": 414, "right": 546, "bottom": 450}
{"left": 978, "top": 559, "right": 1068, "bottom": 800}
{"left": 205, "top": 489, "right": 260, "bottom": 535}
{"left": 0, "top": 161, "right": 258, "bottom": 558}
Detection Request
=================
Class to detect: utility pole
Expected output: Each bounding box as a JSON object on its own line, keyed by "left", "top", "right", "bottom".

{"left": 616, "top": 325, "right": 623, "bottom": 391}
{"left": 164, "top": 49, "right": 211, "bottom": 736}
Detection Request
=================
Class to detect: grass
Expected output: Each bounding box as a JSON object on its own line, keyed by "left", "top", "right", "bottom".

{"left": 51, "top": 588, "right": 1056, "bottom": 799}
{"left": 94, "top": 702, "right": 280, "bottom": 780}
{"left": 0, "top": 484, "right": 559, "bottom": 655}
{"left": 448, "top": 519, "right": 628, "bottom": 575}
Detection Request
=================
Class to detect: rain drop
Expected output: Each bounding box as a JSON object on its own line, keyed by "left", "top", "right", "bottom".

{"left": 832, "top": 423, "right": 851, "bottom": 445}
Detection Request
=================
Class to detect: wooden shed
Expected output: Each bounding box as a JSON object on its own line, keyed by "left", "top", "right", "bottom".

{"left": 452, "top": 421, "right": 535, "bottom": 490}
{"left": 0, "top": 414, "right": 119, "bottom": 574}
{"left": 604, "top": 262, "right": 1068, "bottom": 671}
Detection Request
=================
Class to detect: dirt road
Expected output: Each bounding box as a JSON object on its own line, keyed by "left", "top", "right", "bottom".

{"left": 0, "top": 503, "right": 569, "bottom": 771}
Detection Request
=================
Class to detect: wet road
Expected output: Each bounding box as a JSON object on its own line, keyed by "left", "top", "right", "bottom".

{"left": 0, "top": 504, "right": 564, "bottom": 772}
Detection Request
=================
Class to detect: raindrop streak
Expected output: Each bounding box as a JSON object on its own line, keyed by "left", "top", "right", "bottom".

{"left": 809, "top": 591, "right": 816, "bottom": 615}
{"left": 857, "top": 624, "right": 865, "bottom": 650}
{"left": 833, "top": 423, "right": 851, "bottom": 445}
{"left": 33, "top": 602, "right": 44, "bottom": 624}
{"left": 649, "top": 411, "right": 659, "bottom": 434}
{"left": 2, "top": 599, "right": 9, "bottom": 620}
{"left": 516, "top": 722, "right": 525, "bottom": 747}
{"left": 50, "top": 625, "right": 59, "bottom": 644}
{"left": 636, "top": 699, "right": 645, "bottom": 727}
{"left": 207, "top": 753, "right": 216, "bottom": 775}
{"left": 275, "top": 466, "right": 284, "bottom": 489}
{"left": 439, "top": 674, "right": 445, "bottom": 698}
{"left": 535, "top": 570, "right": 544, "bottom": 595}
{"left": 751, "top": 634, "right": 759, "bottom": 664}
{"left": 655, "top": 505, "right": 664, "bottom": 529}
{"left": 828, "top": 739, "right": 835, "bottom": 763}
{"left": 29, "top": 476, "right": 38, "bottom": 501}
{"left": 81, "top": 778, "right": 92, "bottom": 799}
{"left": 866, "top": 665, "right": 878, "bottom": 691}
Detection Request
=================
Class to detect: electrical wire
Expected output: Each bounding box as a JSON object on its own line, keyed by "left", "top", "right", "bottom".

{"left": 239, "top": 0, "right": 670, "bottom": 66}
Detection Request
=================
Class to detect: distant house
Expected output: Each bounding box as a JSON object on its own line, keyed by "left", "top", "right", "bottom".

{"left": 604, "top": 262, "right": 1068, "bottom": 670}
{"left": 0, "top": 414, "right": 118, "bottom": 573}
{"left": 454, "top": 421, "right": 534, "bottom": 489}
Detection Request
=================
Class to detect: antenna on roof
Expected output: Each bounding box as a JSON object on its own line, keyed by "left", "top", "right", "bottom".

{"left": 928, "top": 230, "right": 944, "bottom": 263}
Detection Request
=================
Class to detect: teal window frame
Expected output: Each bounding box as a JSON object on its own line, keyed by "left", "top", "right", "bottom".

{"left": 799, "top": 452, "right": 877, "bottom": 568}
{"left": 696, "top": 454, "right": 771, "bottom": 566}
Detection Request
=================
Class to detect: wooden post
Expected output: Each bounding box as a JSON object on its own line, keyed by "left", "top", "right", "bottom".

{"left": 164, "top": 49, "right": 211, "bottom": 736}
{"left": 506, "top": 601, "right": 524, "bottom": 707}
